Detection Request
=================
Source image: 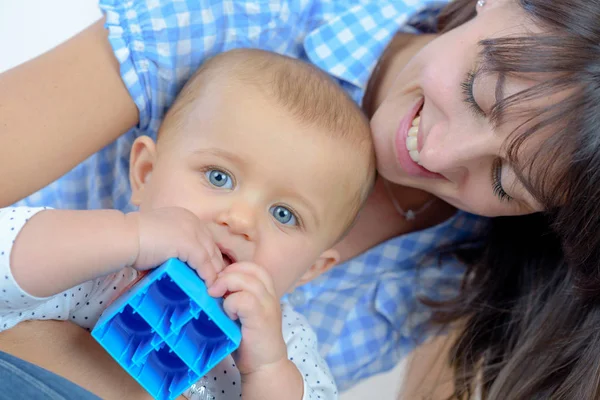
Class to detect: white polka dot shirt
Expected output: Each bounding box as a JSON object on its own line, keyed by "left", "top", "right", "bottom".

{"left": 0, "top": 207, "right": 337, "bottom": 399}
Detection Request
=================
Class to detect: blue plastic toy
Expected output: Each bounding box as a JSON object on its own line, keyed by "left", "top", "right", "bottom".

{"left": 91, "top": 258, "right": 241, "bottom": 400}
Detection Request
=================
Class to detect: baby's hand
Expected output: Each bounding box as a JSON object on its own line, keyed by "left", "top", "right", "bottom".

{"left": 125, "top": 207, "right": 224, "bottom": 286}
{"left": 207, "top": 262, "right": 287, "bottom": 375}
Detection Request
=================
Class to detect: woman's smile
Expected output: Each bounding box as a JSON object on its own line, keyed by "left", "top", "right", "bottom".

{"left": 394, "top": 98, "right": 442, "bottom": 179}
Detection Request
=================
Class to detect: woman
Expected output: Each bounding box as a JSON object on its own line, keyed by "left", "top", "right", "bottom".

{"left": 0, "top": 0, "right": 596, "bottom": 398}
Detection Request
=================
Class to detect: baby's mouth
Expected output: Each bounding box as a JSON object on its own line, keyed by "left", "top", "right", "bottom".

{"left": 218, "top": 247, "right": 236, "bottom": 267}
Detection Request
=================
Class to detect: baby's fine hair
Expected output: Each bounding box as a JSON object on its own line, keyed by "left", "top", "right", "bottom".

{"left": 165, "top": 49, "right": 370, "bottom": 146}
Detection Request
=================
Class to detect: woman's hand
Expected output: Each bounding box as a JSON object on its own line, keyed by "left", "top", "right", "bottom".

{"left": 0, "top": 18, "right": 138, "bottom": 207}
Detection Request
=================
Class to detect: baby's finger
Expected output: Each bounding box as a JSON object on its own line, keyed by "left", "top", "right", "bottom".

{"left": 185, "top": 247, "right": 218, "bottom": 286}
{"left": 207, "top": 271, "right": 258, "bottom": 299}
{"left": 223, "top": 291, "right": 262, "bottom": 323}
{"left": 210, "top": 270, "right": 271, "bottom": 302}
{"left": 195, "top": 231, "right": 222, "bottom": 273}
{"left": 209, "top": 242, "right": 225, "bottom": 274}
{"left": 221, "top": 262, "right": 276, "bottom": 297}
{"left": 207, "top": 277, "right": 228, "bottom": 298}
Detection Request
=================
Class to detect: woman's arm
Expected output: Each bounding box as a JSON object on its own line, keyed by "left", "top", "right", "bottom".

{"left": 0, "top": 320, "right": 156, "bottom": 399}
{"left": 0, "top": 18, "right": 138, "bottom": 207}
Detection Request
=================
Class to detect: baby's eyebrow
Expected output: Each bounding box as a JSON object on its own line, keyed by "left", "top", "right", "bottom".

{"left": 194, "top": 148, "right": 248, "bottom": 168}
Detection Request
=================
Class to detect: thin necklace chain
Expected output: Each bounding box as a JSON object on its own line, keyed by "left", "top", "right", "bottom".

{"left": 382, "top": 179, "right": 437, "bottom": 221}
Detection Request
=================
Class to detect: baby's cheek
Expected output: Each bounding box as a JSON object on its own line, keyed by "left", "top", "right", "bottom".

{"left": 262, "top": 266, "right": 290, "bottom": 298}
{"left": 261, "top": 262, "right": 298, "bottom": 298}
{"left": 283, "top": 259, "right": 317, "bottom": 293}
{"left": 258, "top": 237, "right": 320, "bottom": 295}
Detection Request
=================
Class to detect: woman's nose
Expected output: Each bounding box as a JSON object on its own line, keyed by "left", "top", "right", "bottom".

{"left": 418, "top": 124, "right": 501, "bottom": 179}
{"left": 216, "top": 202, "right": 258, "bottom": 241}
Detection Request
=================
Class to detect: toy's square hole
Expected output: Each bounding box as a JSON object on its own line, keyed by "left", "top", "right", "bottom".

{"left": 119, "top": 306, "right": 153, "bottom": 334}
{"left": 139, "top": 346, "right": 200, "bottom": 399}
{"left": 97, "top": 305, "right": 159, "bottom": 366}
{"left": 190, "top": 311, "right": 225, "bottom": 339}
{"left": 168, "top": 311, "right": 234, "bottom": 373}
{"left": 134, "top": 276, "right": 193, "bottom": 337}
{"left": 155, "top": 276, "right": 188, "bottom": 302}
{"left": 155, "top": 345, "right": 187, "bottom": 371}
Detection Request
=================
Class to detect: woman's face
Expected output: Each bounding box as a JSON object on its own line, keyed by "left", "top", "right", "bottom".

{"left": 371, "top": 0, "right": 548, "bottom": 217}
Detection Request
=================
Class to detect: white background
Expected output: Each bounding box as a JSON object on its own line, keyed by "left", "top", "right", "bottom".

{"left": 0, "top": 0, "right": 406, "bottom": 398}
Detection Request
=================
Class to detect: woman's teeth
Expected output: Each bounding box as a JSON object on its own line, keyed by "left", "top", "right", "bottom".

{"left": 405, "top": 114, "right": 421, "bottom": 165}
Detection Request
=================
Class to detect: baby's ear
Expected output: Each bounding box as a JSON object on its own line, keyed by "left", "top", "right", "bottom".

{"left": 129, "top": 136, "right": 157, "bottom": 206}
{"left": 294, "top": 249, "right": 340, "bottom": 288}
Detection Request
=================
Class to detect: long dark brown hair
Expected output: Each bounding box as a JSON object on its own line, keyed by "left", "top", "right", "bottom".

{"left": 429, "top": 0, "right": 600, "bottom": 399}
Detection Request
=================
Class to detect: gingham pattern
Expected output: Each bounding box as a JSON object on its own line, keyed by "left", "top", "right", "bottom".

{"left": 12, "top": 0, "right": 487, "bottom": 391}
{"left": 287, "top": 210, "right": 487, "bottom": 390}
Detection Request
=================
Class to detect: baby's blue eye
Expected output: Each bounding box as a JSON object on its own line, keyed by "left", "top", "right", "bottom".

{"left": 270, "top": 205, "right": 297, "bottom": 226}
{"left": 206, "top": 169, "right": 233, "bottom": 189}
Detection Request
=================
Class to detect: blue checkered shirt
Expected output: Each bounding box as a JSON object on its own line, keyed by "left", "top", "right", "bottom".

{"left": 14, "top": 0, "right": 489, "bottom": 391}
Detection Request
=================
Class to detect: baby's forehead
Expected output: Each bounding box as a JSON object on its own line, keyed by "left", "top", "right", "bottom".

{"left": 280, "top": 136, "right": 369, "bottom": 216}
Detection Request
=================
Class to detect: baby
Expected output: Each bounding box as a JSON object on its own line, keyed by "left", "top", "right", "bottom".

{"left": 0, "top": 49, "right": 375, "bottom": 400}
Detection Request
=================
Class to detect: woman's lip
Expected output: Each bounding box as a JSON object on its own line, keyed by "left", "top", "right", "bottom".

{"left": 394, "top": 99, "right": 443, "bottom": 179}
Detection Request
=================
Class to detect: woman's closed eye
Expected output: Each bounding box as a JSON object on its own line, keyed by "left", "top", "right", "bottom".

{"left": 269, "top": 205, "right": 300, "bottom": 227}
{"left": 462, "top": 70, "right": 511, "bottom": 202}
{"left": 491, "top": 158, "right": 512, "bottom": 202}
{"left": 461, "top": 70, "right": 486, "bottom": 117}
{"left": 205, "top": 168, "right": 235, "bottom": 189}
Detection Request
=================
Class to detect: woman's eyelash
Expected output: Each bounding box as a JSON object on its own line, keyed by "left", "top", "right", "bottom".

{"left": 491, "top": 159, "right": 512, "bottom": 202}
{"left": 461, "top": 70, "right": 486, "bottom": 117}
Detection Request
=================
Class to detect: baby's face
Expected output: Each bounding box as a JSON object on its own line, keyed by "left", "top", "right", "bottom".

{"left": 131, "top": 84, "right": 368, "bottom": 296}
